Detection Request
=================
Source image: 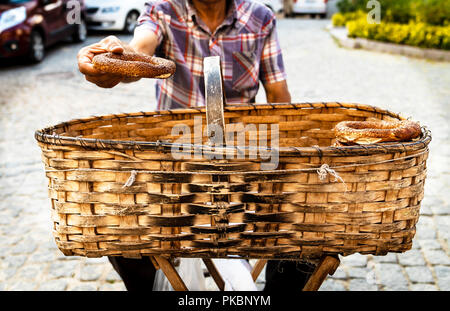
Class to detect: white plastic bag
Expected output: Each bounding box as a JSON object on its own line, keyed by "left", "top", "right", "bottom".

{"left": 153, "top": 258, "right": 207, "bottom": 291}
{"left": 153, "top": 258, "right": 257, "bottom": 291}
{"left": 212, "top": 259, "right": 258, "bottom": 291}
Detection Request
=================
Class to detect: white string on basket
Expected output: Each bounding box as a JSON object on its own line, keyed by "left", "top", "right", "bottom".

{"left": 317, "top": 164, "right": 348, "bottom": 192}
{"left": 122, "top": 170, "right": 137, "bottom": 188}
{"left": 45, "top": 147, "right": 428, "bottom": 196}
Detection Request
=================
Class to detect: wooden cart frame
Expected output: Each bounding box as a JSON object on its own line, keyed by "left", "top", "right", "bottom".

{"left": 151, "top": 255, "right": 340, "bottom": 291}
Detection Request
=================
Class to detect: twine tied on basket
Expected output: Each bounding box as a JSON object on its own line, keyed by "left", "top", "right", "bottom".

{"left": 317, "top": 164, "right": 348, "bottom": 192}
{"left": 122, "top": 170, "right": 137, "bottom": 188}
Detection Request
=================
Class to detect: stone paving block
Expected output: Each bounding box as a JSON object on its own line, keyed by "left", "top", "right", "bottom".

{"left": 80, "top": 264, "right": 104, "bottom": 282}
{"left": 419, "top": 205, "right": 433, "bottom": 216}
{"left": 415, "top": 216, "right": 438, "bottom": 239}
{"left": 99, "top": 283, "right": 127, "bottom": 291}
{"left": 319, "top": 279, "right": 347, "bottom": 291}
{"left": 397, "top": 250, "right": 426, "bottom": 266}
{"left": 38, "top": 279, "right": 69, "bottom": 291}
{"left": 330, "top": 267, "right": 347, "bottom": 279}
{"left": 83, "top": 257, "right": 108, "bottom": 264}
{"left": 5, "top": 224, "right": 31, "bottom": 237}
{"left": 423, "top": 250, "right": 450, "bottom": 265}
{"left": 4, "top": 235, "right": 22, "bottom": 246}
{"left": 430, "top": 203, "right": 450, "bottom": 215}
{"left": 417, "top": 239, "right": 443, "bottom": 251}
{"left": 341, "top": 254, "right": 367, "bottom": 267}
{"left": 0, "top": 267, "right": 17, "bottom": 281}
{"left": 371, "top": 253, "right": 397, "bottom": 263}
{"left": 8, "top": 281, "right": 37, "bottom": 291}
{"left": 0, "top": 215, "right": 15, "bottom": 225}
{"left": 29, "top": 250, "right": 57, "bottom": 263}
{"left": 348, "top": 279, "right": 378, "bottom": 291}
{"left": 0, "top": 246, "right": 9, "bottom": 258}
{"left": 48, "top": 261, "right": 79, "bottom": 279}
{"left": 405, "top": 266, "right": 434, "bottom": 283}
{"left": 106, "top": 269, "right": 123, "bottom": 283}
{"left": 421, "top": 195, "right": 445, "bottom": 210}
{"left": 347, "top": 267, "right": 371, "bottom": 279}
{"left": 17, "top": 265, "right": 44, "bottom": 280}
{"left": 70, "top": 283, "right": 99, "bottom": 291}
{"left": 10, "top": 239, "right": 38, "bottom": 255}
{"left": 434, "top": 266, "right": 450, "bottom": 291}
{"left": 40, "top": 239, "right": 61, "bottom": 251}
{"left": 415, "top": 226, "right": 437, "bottom": 240}
{"left": 435, "top": 215, "right": 450, "bottom": 227}
{"left": 4, "top": 255, "right": 27, "bottom": 269}
{"left": 435, "top": 216, "right": 450, "bottom": 240}
{"left": 383, "top": 284, "right": 410, "bottom": 291}
{"left": 2, "top": 206, "right": 23, "bottom": 218}
{"left": 410, "top": 284, "right": 438, "bottom": 291}
{"left": 374, "top": 263, "right": 409, "bottom": 290}
{"left": 411, "top": 240, "right": 420, "bottom": 249}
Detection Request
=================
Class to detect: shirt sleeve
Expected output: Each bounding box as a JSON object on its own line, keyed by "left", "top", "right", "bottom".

{"left": 259, "top": 17, "right": 287, "bottom": 85}
{"left": 135, "top": 2, "right": 164, "bottom": 45}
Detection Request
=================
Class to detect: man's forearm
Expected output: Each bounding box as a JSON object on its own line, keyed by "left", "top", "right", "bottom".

{"left": 130, "top": 28, "right": 159, "bottom": 56}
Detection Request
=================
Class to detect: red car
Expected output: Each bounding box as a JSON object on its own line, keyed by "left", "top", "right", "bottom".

{"left": 0, "top": 0, "right": 87, "bottom": 62}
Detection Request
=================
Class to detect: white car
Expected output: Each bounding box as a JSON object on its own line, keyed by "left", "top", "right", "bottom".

{"left": 293, "top": 0, "right": 328, "bottom": 18}
{"left": 257, "top": 0, "right": 283, "bottom": 13}
{"left": 84, "top": 0, "right": 146, "bottom": 33}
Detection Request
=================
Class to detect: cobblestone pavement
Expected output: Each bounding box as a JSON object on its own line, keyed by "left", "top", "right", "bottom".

{"left": 0, "top": 17, "right": 449, "bottom": 292}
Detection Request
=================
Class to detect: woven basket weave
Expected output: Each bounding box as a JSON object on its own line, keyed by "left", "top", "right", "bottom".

{"left": 35, "top": 102, "right": 431, "bottom": 260}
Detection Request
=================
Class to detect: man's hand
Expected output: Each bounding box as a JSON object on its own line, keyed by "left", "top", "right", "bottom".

{"left": 264, "top": 80, "right": 291, "bottom": 103}
{"left": 77, "top": 36, "right": 137, "bottom": 88}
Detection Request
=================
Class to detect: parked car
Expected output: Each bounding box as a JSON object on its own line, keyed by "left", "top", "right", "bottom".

{"left": 84, "top": 0, "right": 146, "bottom": 34}
{"left": 0, "top": 0, "right": 87, "bottom": 62}
{"left": 293, "top": 0, "right": 328, "bottom": 18}
{"left": 256, "top": 0, "right": 283, "bottom": 13}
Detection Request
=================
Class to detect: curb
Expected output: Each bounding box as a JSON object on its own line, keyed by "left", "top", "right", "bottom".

{"left": 328, "top": 26, "right": 450, "bottom": 62}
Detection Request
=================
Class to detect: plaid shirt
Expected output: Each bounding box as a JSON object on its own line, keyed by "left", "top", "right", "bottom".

{"left": 137, "top": 0, "right": 287, "bottom": 110}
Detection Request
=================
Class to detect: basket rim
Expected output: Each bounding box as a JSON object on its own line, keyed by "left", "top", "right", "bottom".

{"left": 35, "top": 102, "right": 432, "bottom": 156}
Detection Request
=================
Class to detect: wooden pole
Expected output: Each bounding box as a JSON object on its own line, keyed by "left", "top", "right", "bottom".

{"left": 302, "top": 255, "right": 340, "bottom": 291}
{"left": 251, "top": 259, "right": 267, "bottom": 281}
{"left": 202, "top": 259, "right": 225, "bottom": 291}
{"left": 154, "top": 256, "right": 188, "bottom": 291}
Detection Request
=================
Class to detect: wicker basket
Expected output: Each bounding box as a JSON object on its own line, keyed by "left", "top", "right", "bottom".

{"left": 35, "top": 101, "right": 431, "bottom": 260}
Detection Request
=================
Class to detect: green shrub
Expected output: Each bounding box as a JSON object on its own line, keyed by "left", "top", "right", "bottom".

{"left": 336, "top": 0, "right": 367, "bottom": 13}
{"left": 336, "top": 0, "right": 449, "bottom": 26}
{"left": 346, "top": 18, "right": 450, "bottom": 50}
{"left": 381, "top": 0, "right": 417, "bottom": 24}
{"left": 414, "top": 0, "right": 450, "bottom": 26}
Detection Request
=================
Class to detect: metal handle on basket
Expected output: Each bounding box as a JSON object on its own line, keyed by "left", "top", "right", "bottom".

{"left": 203, "top": 56, "right": 226, "bottom": 146}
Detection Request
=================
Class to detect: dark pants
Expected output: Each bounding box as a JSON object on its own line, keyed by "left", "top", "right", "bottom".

{"left": 262, "top": 260, "right": 316, "bottom": 291}
{"left": 108, "top": 257, "right": 315, "bottom": 292}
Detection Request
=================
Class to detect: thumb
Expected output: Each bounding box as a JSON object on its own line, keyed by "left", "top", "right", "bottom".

{"left": 109, "top": 44, "right": 124, "bottom": 54}
{"left": 101, "top": 36, "right": 125, "bottom": 54}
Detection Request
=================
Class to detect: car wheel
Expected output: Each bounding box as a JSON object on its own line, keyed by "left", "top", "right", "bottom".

{"left": 28, "top": 30, "right": 45, "bottom": 63}
{"left": 73, "top": 18, "right": 87, "bottom": 43}
{"left": 319, "top": 13, "right": 327, "bottom": 19}
{"left": 124, "top": 11, "right": 139, "bottom": 34}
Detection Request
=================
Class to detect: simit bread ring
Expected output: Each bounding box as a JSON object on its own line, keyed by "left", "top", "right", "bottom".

{"left": 334, "top": 120, "right": 421, "bottom": 145}
{"left": 92, "top": 52, "right": 176, "bottom": 79}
